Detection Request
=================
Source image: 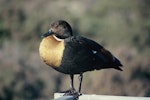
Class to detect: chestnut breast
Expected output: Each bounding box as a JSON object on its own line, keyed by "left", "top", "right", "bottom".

{"left": 39, "top": 36, "right": 65, "bottom": 67}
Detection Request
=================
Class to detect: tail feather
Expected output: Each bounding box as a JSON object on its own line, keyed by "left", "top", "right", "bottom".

{"left": 114, "top": 66, "right": 123, "bottom": 71}
{"left": 113, "top": 57, "right": 123, "bottom": 71}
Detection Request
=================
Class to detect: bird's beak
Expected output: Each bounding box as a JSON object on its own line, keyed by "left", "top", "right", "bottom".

{"left": 41, "top": 29, "right": 54, "bottom": 38}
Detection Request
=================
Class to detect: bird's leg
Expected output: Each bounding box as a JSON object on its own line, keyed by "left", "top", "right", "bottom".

{"left": 63, "top": 74, "right": 82, "bottom": 99}
{"left": 63, "top": 75, "right": 76, "bottom": 95}
{"left": 70, "top": 74, "right": 74, "bottom": 89}
{"left": 69, "top": 74, "right": 76, "bottom": 92}
{"left": 78, "top": 73, "right": 83, "bottom": 94}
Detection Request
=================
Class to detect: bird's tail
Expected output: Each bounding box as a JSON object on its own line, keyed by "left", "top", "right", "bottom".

{"left": 113, "top": 57, "right": 123, "bottom": 71}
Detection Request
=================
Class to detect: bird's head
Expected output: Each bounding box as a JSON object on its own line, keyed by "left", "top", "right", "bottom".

{"left": 41, "top": 20, "right": 73, "bottom": 39}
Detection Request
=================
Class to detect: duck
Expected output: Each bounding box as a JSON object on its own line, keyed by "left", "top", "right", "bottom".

{"left": 39, "top": 20, "right": 122, "bottom": 96}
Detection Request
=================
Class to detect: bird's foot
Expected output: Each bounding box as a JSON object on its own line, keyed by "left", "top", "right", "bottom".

{"left": 63, "top": 91, "right": 82, "bottom": 96}
{"left": 61, "top": 88, "right": 82, "bottom": 97}
{"left": 63, "top": 90, "right": 82, "bottom": 100}
{"left": 60, "top": 88, "right": 76, "bottom": 94}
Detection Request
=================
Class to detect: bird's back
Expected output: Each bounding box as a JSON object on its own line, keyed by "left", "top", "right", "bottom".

{"left": 54, "top": 36, "right": 122, "bottom": 74}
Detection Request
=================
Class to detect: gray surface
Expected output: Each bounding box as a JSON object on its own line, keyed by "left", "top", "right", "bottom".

{"left": 53, "top": 93, "right": 150, "bottom": 100}
{"left": 53, "top": 95, "right": 77, "bottom": 100}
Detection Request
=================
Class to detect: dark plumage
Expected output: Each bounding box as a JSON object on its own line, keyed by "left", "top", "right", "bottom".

{"left": 39, "top": 20, "right": 122, "bottom": 96}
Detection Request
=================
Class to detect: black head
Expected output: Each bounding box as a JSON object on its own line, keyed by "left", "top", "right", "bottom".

{"left": 41, "top": 20, "right": 73, "bottom": 39}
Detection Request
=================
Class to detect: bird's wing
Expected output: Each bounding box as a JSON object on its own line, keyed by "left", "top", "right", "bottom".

{"left": 80, "top": 36, "right": 122, "bottom": 65}
{"left": 71, "top": 36, "right": 115, "bottom": 62}
{"left": 64, "top": 36, "right": 122, "bottom": 71}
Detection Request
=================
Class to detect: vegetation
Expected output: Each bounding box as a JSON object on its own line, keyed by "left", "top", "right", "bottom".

{"left": 0, "top": 0, "right": 150, "bottom": 99}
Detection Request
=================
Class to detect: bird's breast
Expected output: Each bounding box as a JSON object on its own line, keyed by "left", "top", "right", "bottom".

{"left": 39, "top": 36, "right": 65, "bottom": 67}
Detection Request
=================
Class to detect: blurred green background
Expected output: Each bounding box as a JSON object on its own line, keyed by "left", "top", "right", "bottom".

{"left": 0, "top": 0, "right": 150, "bottom": 99}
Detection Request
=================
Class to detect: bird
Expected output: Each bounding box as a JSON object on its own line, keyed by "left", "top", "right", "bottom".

{"left": 39, "top": 20, "right": 122, "bottom": 96}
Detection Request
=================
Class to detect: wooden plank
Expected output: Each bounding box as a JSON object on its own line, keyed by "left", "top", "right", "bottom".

{"left": 53, "top": 93, "right": 150, "bottom": 100}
